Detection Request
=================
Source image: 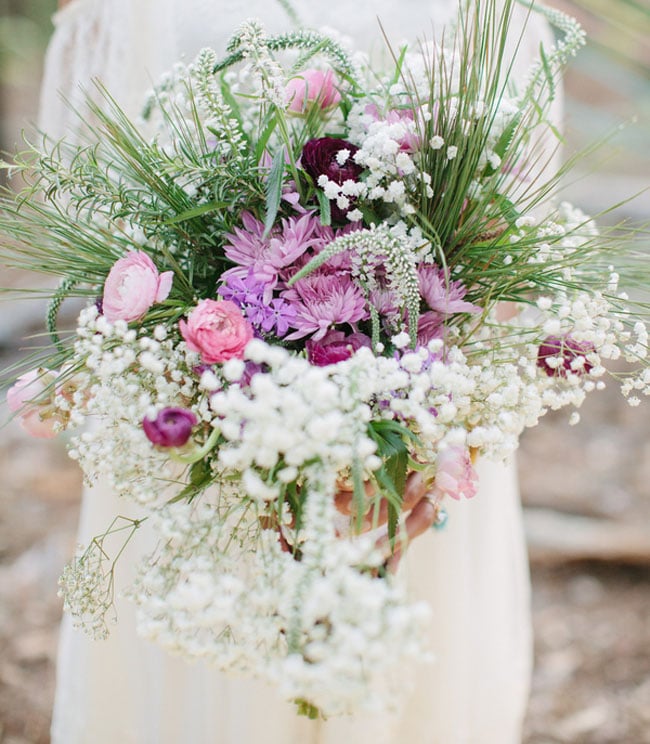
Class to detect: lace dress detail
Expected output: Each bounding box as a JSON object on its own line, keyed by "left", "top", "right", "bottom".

{"left": 42, "top": 2, "right": 554, "bottom": 741}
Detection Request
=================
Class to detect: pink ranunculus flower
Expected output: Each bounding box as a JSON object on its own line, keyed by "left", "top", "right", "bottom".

{"left": 179, "top": 299, "right": 254, "bottom": 364}
{"left": 102, "top": 251, "right": 173, "bottom": 322}
{"left": 6, "top": 368, "right": 61, "bottom": 439}
{"left": 285, "top": 69, "right": 341, "bottom": 114}
{"left": 306, "top": 330, "right": 371, "bottom": 366}
{"left": 431, "top": 445, "right": 478, "bottom": 501}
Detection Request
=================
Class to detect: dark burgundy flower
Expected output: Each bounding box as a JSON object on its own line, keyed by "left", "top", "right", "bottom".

{"left": 143, "top": 407, "right": 198, "bottom": 447}
{"left": 306, "top": 330, "right": 371, "bottom": 366}
{"left": 302, "top": 137, "right": 362, "bottom": 185}
{"left": 537, "top": 335, "right": 595, "bottom": 378}
{"left": 302, "top": 138, "right": 363, "bottom": 223}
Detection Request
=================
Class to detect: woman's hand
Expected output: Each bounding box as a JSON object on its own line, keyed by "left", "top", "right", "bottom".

{"left": 58, "top": 0, "right": 74, "bottom": 8}
{"left": 264, "top": 472, "right": 445, "bottom": 575}
{"left": 335, "top": 472, "right": 442, "bottom": 573}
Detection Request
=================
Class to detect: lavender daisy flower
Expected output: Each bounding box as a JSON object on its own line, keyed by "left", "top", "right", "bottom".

{"left": 218, "top": 271, "right": 268, "bottom": 308}
{"left": 260, "top": 298, "right": 297, "bottom": 337}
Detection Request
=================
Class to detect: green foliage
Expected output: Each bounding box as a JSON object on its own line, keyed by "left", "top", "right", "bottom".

{"left": 367, "top": 419, "right": 420, "bottom": 541}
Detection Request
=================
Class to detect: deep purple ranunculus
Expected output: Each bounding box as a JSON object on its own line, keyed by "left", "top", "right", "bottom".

{"left": 301, "top": 137, "right": 362, "bottom": 186}
{"left": 537, "top": 335, "right": 595, "bottom": 378}
{"left": 240, "top": 361, "right": 265, "bottom": 387}
{"left": 306, "top": 330, "right": 371, "bottom": 366}
{"left": 143, "top": 407, "right": 198, "bottom": 447}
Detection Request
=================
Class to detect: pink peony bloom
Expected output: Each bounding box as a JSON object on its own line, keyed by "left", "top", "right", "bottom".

{"left": 6, "top": 368, "right": 61, "bottom": 439}
{"left": 432, "top": 446, "right": 478, "bottom": 501}
{"left": 306, "top": 330, "right": 371, "bottom": 366}
{"left": 418, "top": 265, "right": 481, "bottom": 316}
{"left": 103, "top": 251, "right": 173, "bottom": 323}
{"left": 285, "top": 69, "right": 341, "bottom": 114}
{"left": 180, "top": 299, "right": 254, "bottom": 364}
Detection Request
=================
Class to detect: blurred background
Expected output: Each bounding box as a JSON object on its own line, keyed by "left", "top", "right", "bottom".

{"left": 0, "top": 1, "right": 648, "bottom": 742}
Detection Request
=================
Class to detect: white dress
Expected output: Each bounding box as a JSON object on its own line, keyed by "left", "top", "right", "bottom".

{"left": 42, "top": 1, "right": 551, "bottom": 741}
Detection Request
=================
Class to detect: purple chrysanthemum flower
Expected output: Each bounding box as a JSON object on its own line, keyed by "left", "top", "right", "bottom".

{"left": 418, "top": 265, "right": 481, "bottom": 316}
{"left": 143, "top": 407, "right": 198, "bottom": 448}
{"left": 282, "top": 273, "right": 368, "bottom": 341}
{"left": 223, "top": 213, "right": 326, "bottom": 299}
{"left": 417, "top": 310, "right": 446, "bottom": 346}
{"left": 537, "top": 335, "right": 595, "bottom": 378}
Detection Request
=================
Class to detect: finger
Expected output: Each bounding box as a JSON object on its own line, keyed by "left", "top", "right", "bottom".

{"left": 360, "top": 471, "right": 429, "bottom": 531}
{"left": 337, "top": 470, "right": 429, "bottom": 533}
{"left": 403, "top": 496, "right": 438, "bottom": 541}
{"left": 334, "top": 479, "right": 375, "bottom": 516}
{"left": 401, "top": 472, "right": 428, "bottom": 511}
{"left": 384, "top": 548, "right": 403, "bottom": 574}
{"left": 375, "top": 495, "right": 439, "bottom": 561}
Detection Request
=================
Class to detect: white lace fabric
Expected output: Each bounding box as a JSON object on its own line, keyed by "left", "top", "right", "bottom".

{"left": 41, "top": 2, "right": 558, "bottom": 741}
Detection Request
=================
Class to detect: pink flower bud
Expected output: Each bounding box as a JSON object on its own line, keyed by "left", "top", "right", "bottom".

{"left": 179, "top": 299, "right": 254, "bottom": 364}
{"left": 432, "top": 446, "right": 478, "bottom": 501}
{"left": 6, "top": 368, "right": 61, "bottom": 439}
{"left": 143, "top": 407, "right": 198, "bottom": 448}
{"left": 537, "top": 334, "right": 595, "bottom": 378}
{"left": 103, "top": 251, "right": 173, "bottom": 323}
{"left": 285, "top": 69, "right": 341, "bottom": 114}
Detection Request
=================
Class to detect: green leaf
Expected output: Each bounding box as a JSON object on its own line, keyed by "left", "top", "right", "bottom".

{"left": 315, "top": 188, "right": 332, "bottom": 226}
{"left": 219, "top": 75, "right": 251, "bottom": 148}
{"left": 170, "top": 459, "right": 214, "bottom": 503}
{"left": 263, "top": 149, "right": 286, "bottom": 238}
{"left": 539, "top": 43, "right": 556, "bottom": 103}
{"left": 490, "top": 113, "right": 521, "bottom": 163}
{"left": 366, "top": 419, "right": 416, "bottom": 542}
{"left": 494, "top": 195, "right": 520, "bottom": 226}
{"left": 254, "top": 117, "right": 279, "bottom": 164}
{"left": 351, "top": 455, "right": 366, "bottom": 533}
{"left": 165, "top": 201, "right": 229, "bottom": 224}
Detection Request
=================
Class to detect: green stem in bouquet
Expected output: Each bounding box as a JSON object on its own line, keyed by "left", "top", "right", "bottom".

{"left": 169, "top": 425, "right": 221, "bottom": 465}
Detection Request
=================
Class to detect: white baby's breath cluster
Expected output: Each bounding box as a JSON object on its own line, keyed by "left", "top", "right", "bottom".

{"left": 59, "top": 305, "right": 212, "bottom": 505}
{"left": 128, "top": 481, "right": 430, "bottom": 716}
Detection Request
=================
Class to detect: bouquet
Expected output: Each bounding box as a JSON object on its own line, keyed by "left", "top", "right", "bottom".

{"left": 2, "top": 0, "right": 648, "bottom": 716}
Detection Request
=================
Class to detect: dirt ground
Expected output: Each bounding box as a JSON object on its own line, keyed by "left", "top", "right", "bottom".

{"left": 0, "top": 375, "right": 649, "bottom": 744}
